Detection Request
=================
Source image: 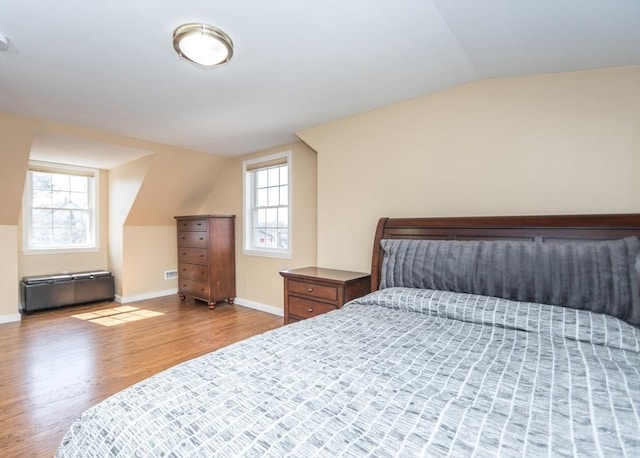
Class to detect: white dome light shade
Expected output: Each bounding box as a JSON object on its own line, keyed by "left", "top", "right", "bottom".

{"left": 173, "top": 23, "right": 233, "bottom": 67}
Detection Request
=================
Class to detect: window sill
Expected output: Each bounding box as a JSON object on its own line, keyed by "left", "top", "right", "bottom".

{"left": 243, "top": 249, "right": 292, "bottom": 260}
{"left": 23, "top": 246, "right": 99, "bottom": 255}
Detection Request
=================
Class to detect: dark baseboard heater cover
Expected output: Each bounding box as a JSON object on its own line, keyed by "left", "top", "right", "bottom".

{"left": 21, "top": 270, "right": 115, "bottom": 314}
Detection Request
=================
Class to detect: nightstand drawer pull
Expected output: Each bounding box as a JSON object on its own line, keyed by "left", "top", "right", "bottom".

{"left": 307, "top": 288, "right": 313, "bottom": 292}
{"left": 308, "top": 308, "right": 313, "bottom": 312}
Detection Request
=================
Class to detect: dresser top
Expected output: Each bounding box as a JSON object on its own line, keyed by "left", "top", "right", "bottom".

{"left": 280, "top": 267, "right": 370, "bottom": 283}
{"left": 175, "top": 215, "right": 235, "bottom": 220}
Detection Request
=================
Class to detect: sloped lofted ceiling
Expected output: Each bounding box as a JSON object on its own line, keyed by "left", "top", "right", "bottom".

{"left": 1, "top": 0, "right": 638, "bottom": 158}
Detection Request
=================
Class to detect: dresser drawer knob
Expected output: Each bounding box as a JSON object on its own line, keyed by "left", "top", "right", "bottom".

{"left": 308, "top": 308, "right": 313, "bottom": 313}
{"left": 307, "top": 288, "right": 313, "bottom": 292}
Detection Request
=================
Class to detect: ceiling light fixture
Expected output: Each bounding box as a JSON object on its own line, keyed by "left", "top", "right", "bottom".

{"left": 173, "top": 23, "right": 233, "bottom": 67}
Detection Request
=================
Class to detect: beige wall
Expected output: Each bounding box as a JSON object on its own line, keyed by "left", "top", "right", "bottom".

{"left": 0, "top": 113, "right": 33, "bottom": 225}
{"left": 122, "top": 226, "right": 178, "bottom": 299}
{"left": 0, "top": 226, "right": 20, "bottom": 320}
{"left": 108, "top": 156, "right": 152, "bottom": 297}
{"left": 0, "top": 114, "right": 33, "bottom": 317}
{"left": 200, "top": 141, "right": 317, "bottom": 310}
{"left": 298, "top": 66, "right": 640, "bottom": 273}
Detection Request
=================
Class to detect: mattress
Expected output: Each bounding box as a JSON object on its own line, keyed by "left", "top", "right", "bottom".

{"left": 56, "top": 288, "right": 640, "bottom": 457}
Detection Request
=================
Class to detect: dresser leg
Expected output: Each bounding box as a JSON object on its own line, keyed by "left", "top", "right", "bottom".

{"left": 208, "top": 302, "right": 216, "bottom": 310}
{"left": 179, "top": 294, "right": 186, "bottom": 301}
{"left": 228, "top": 298, "right": 234, "bottom": 304}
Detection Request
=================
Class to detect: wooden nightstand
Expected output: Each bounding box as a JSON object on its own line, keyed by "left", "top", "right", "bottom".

{"left": 279, "top": 267, "right": 371, "bottom": 324}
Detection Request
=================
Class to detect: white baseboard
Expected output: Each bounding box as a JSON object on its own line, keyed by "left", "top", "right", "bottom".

{"left": 234, "top": 297, "right": 283, "bottom": 317}
{"left": 113, "top": 291, "right": 283, "bottom": 317}
{"left": 117, "top": 288, "right": 178, "bottom": 304}
{"left": 0, "top": 313, "right": 21, "bottom": 324}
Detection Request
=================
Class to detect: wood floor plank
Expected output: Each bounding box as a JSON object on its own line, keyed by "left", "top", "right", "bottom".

{"left": 0, "top": 296, "right": 282, "bottom": 457}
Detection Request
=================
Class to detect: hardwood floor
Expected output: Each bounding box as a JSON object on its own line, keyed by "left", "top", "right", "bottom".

{"left": 0, "top": 296, "right": 283, "bottom": 458}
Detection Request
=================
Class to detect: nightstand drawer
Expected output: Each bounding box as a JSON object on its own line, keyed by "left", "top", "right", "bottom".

{"left": 178, "top": 231, "right": 207, "bottom": 247}
{"left": 178, "top": 263, "right": 208, "bottom": 281}
{"left": 177, "top": 219, "right": 207, "bottom": 231}
{"left": 178, "top": 247, "right": 208, "bottom": 265}
{"left": 289, "top": 296, "right": 336, "bottom": 319}
{"left": 288, "top": 280, "right": 337, "bottom": 302}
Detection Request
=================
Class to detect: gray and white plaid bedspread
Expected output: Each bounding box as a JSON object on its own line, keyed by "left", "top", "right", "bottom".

{"left": 56, "top": 288, "right": 640, "bottom": 457}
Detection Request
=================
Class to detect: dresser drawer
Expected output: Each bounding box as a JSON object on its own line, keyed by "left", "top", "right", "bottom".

{"left": 177, "top": 219, "right": 207, "bottom": 231}
{"left": 178, "top": 247, "right": 208, "bottom": 265}
{"left": 177, "top": 231, "right": 207, "bottom": 247}
{"left": 179, "top": 278, "right": 209, "bottom": 298}
{"left": 288, "top": 280, "right": 337, "bottom": 302}
{"left": 289, "top": 296, "right": 337, "bottom": 319}
{"left": 178, "top": 263, "right": 208, "bottom": 281}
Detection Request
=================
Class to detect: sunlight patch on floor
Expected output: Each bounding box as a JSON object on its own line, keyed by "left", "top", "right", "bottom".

{"left": 72, "top": 306, "right": 164, "bottom": 326}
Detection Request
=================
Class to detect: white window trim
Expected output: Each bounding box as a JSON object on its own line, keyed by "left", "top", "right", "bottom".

{"left": 22, "top": 161, "right": 99, "bottom": 255}
{"left": 242, "top": 151, "right": 292, "bottom": 259}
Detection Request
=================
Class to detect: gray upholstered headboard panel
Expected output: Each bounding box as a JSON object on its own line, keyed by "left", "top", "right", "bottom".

{"left": 370, "top": 214, "right": 640, "bottom": 323}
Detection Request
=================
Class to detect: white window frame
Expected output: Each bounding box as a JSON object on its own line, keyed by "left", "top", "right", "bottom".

{"left": 23, "top": 161, "right": 99, "bottom": 255}
{"left": 243, "top": 151, "right": 292, "bottom": 259}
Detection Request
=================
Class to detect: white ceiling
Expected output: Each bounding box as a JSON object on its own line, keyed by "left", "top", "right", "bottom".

{"left": 1, "top": 0, "right": 639, "bottom": 162}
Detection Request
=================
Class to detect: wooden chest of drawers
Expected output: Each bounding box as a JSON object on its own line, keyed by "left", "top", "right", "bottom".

{"left": 175, "top": 215, "right": 236, "bottom": 309}
{"left": 279, "top": 267, "right": 371, "bottom": 324}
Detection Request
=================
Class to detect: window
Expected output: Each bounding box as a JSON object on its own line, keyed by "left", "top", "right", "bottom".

{"left": 243, "top": 152, "right": 291, "bottom": 258}
{"left": 23, "top": 162, "right": 98, "bottom": 253}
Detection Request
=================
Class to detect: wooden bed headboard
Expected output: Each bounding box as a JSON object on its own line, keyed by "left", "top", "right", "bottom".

{"left": 370, "top": 214, "right": 640, "bottom": 292}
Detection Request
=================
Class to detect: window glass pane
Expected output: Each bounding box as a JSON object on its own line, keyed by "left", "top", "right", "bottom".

{"left": 53, "top": 227, "right": 71, "bottom": 245}
{"left": 51, "top": 190, "right": 69, "bottom": 208}
{"left": 71, "top": 230, "right": 87, "bottom": 244}
{"left": 257, "top": 208, "right": 266, "bottom": 226}
{"left": 256, "top": 188, "right": 268, "bottom": 207}
{"left": 278, "top": 229, "right": 288, "bottom": 249}
{"left": 32, "top": 190, "right": 52, "bottom": 208}
{"left": 278, "top": 208, "right": 288, "bottom": 226}
{"left": 280, "top": 185, "right": 288, "bottom": 206}
{"left": 69, "top": 176, "right": 87, "bottom": 193}
{"left": 51, "top": 173, "right": 70, "bottom": 191}
{"left": 32, "top": 228, "right": 52, "bottom": 246}
{"left": 70, "top": 191, "right": 88, "bottom": 208}
{"left": 254, "top": 228, "right": 266, "bottom": 247}
{"left": 52, "top": 209, "right": 70, "bottom": 227}
{"left": 70, "top": 210, "right": 88, "bottom": 231}
{"left": 279, "top": 166, "right": 288, "bottom": 185}
{"left": 267, "top": 167, "right": 280, "bottom": 186}
{"left": 256, "top": 169, "right": 268, "bottom": 188}
{"left": 32, "top": 172, "right": 52, "bottom": 190}
{"left": 266, "top": 208, "right": 277, "bottom": 226}
{"left": 268, "top": 187, "right": 279, "bottom": 206}
{"left": 32, "top": 209, "right": 52, "bottom": 228}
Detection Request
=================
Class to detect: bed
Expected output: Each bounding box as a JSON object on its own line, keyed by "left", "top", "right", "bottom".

{"left": 57, "top": 214, "right": 640, "bottom": 457}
